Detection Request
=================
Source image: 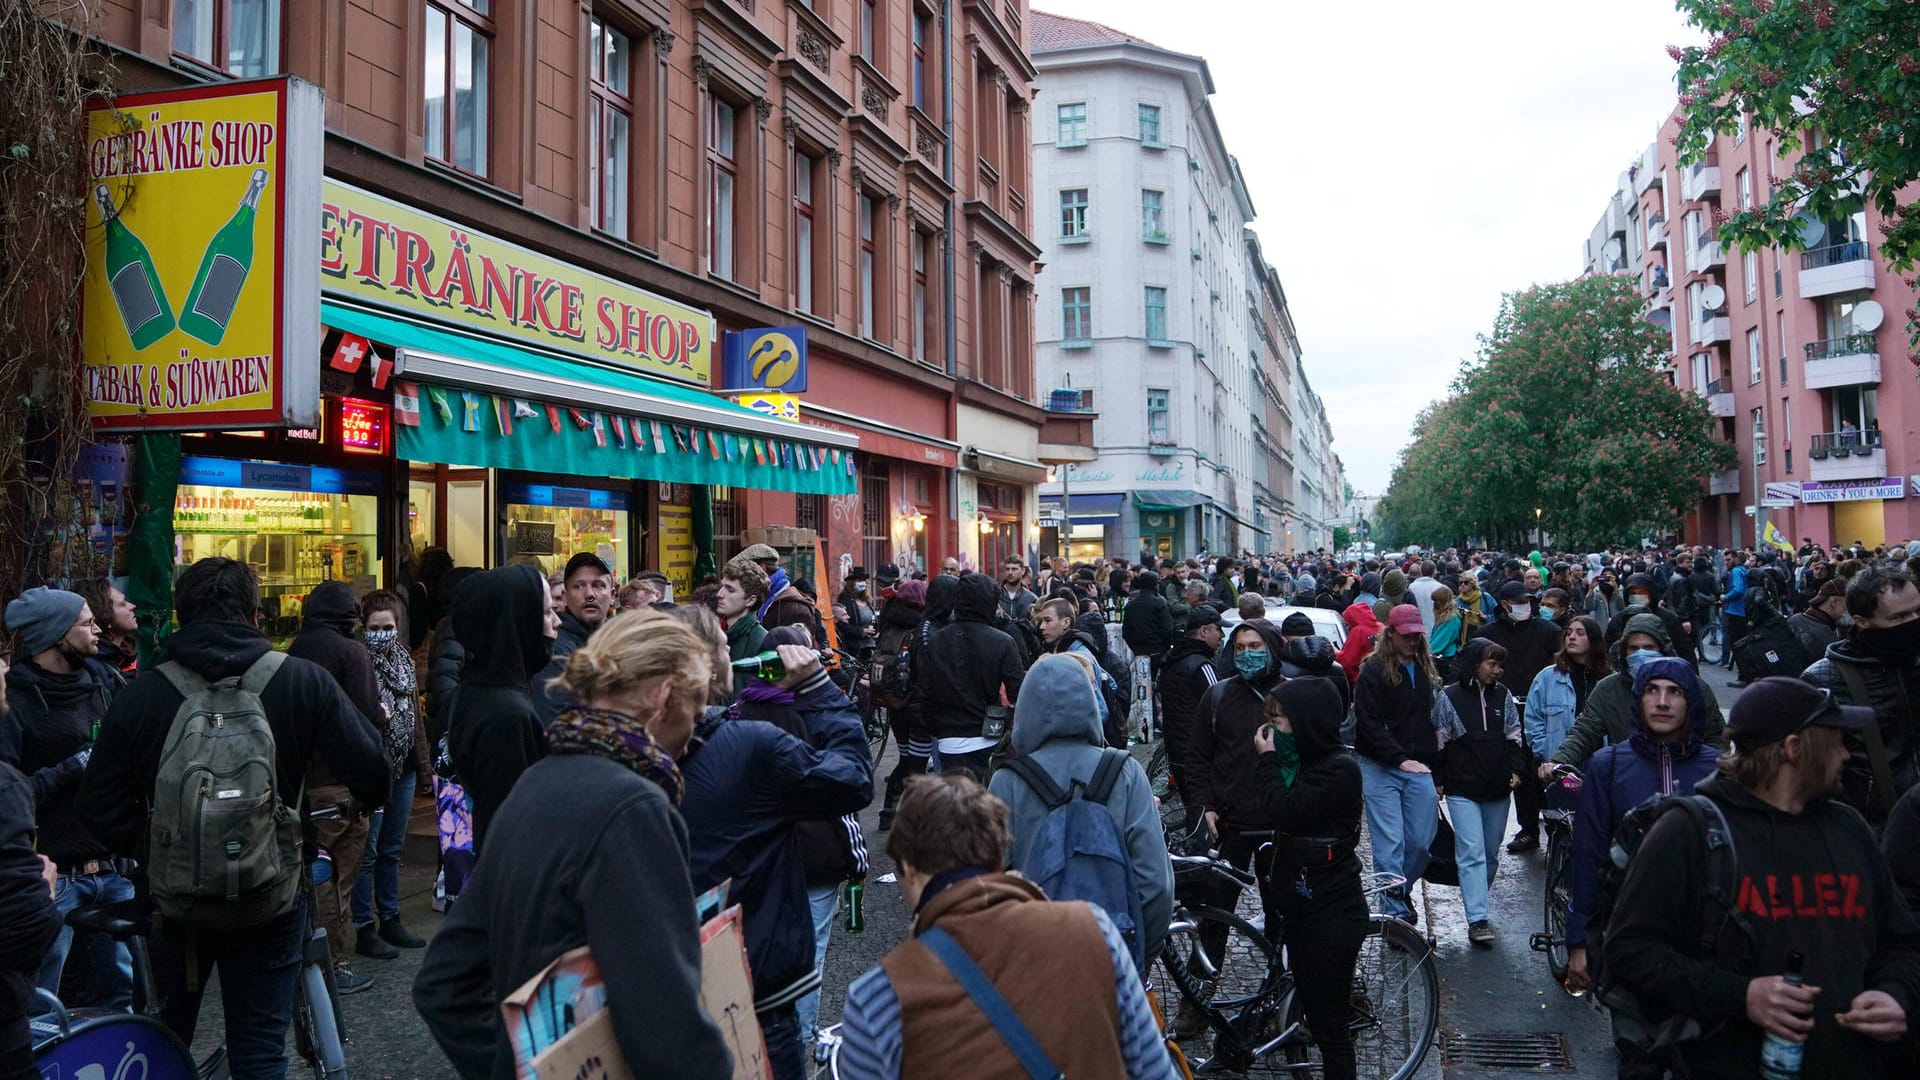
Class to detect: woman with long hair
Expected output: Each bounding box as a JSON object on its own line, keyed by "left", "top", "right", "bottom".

{"left": 1428, "top": 585, "right": 1464, "bottom": 680}
{"left": 1525, "top": 614, "right": 1613, "bottom": 770}
{"left": 1350, "top": 604, "right": 1442, "bottom": 924}
{"left": 1433, "top": 638, "right": 1523, "bottom": 946}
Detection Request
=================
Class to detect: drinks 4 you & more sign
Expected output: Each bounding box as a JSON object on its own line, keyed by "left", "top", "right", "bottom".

{"left": 83, "top": 77, "right": 322, "bottom": 431}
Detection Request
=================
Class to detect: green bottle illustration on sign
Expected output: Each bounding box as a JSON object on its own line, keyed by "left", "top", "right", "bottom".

{"left": 95, "top": 184, "right": 174, "bottom": 349}
{"left": 179, "top": 167, "right": 269, "bottom": 346}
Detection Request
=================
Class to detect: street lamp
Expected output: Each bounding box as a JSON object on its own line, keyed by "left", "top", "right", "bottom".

{"left": 1534, "top": 506, "right": 1542, "bottom": 545}
{"left": 978, "top": 513, "right": 995, "bottom": 536}
{"left": 909, "top": 509, "right": 926, "bottom": 533}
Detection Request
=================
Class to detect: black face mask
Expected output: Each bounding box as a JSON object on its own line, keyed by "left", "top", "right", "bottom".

{"left": 1855, "top": 618, "right": 1920, "bottom": 665}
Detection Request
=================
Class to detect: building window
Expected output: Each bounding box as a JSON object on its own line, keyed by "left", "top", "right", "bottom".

{"left": 1747, "top": 326, "right": 1762, "bottom": 384}
{"left": 861, "top": 473, "right": 890, "bottom": 574}
{"left": 1141, "top": 189, "right": 1166, "bottom": 241}
{"left": 1737, "top": 167, "right": 1753, "bottom": 210}
{"left": 1144, "top": 286, "right": 1168, "bottom": 344}
{"left": 912, "top": 10, "right": 928, "bottom": 110}
{"left": 1751, "top": 407, "right": 1766, "bottom": 465}
{"left": 589, "top": 17, "right": 632, "bottom": 237}
{"left": 1147, "top": 389, "right": 1170, "bottom": 442}
{"left": 425, "top": 0, "right": 492, "bottom": 177}
{"left": 712, "top": 487, "right": 742, "bottom": 564}
{"left": 795, "top": 493, "right": 828, "bottom": 534}
{"left": 859, "top": 0, "right": 877, "bottom": 64}
{"left": 1744, "top": 250, "right": 1758, "bottom": 304}
{"left": 1138, "top": 103, "right": 1163, "bottom": 147}
{"left": 173, "top": 0, "right": 281, "bottom": 76}
{"left": 859, "top": 195, "right": 877, "bottom": 339}
{"left": 793, "top": 150, "right": 816, "bottom": 313}
{"left": 1059, "top": 189, "right": 1088, "bottom": 239}
{"left": 912, "top": 231, "right": 930, "bottom": 362}
{"left": 707, "top": 97, "right": 738, "bottom": 281}
{"left": 1057, "top": 102, "right": 1087, "bottom": 147}
{"left": 1061, "top": 287, "right": 1091, "bottom": 343}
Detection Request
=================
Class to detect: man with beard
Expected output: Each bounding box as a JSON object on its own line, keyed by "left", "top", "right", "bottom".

{"left": 1802, "top": 568, "right": 1920, "bottom": 826}
{"left": 2, "top": 588, "right": 131, "bottom": 1008}
{"left": 73, "top": 579, "right": 138, "bottom": 679}
{"left": 1602, "top": 678, "right": 1920, "bottom": 1079}
{"left": 535, "top": 552, "right": 614, "bottom": 724}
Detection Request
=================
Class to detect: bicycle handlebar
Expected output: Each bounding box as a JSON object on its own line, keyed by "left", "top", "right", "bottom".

{"left": 1169, "top": 853, "right": 1258, "bottom": 888}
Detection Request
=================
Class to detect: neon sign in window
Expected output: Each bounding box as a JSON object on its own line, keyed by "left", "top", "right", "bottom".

{"left": 339, "top": 399, "right": 388, "bottom": 455}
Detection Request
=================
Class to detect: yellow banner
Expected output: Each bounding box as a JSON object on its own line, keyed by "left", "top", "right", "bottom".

{"left": 321, "top": 180, "right": 713, "bottom": 385}
{"left": 733, "top": 392, "right": 802, "bottom": 422}
{"left": 83, "top": 78, "right": 321, "bottom": 430}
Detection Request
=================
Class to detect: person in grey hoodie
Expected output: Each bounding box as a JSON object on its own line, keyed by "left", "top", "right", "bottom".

{"left": 989, "top": 654, "right": 1174, "bottom": 964}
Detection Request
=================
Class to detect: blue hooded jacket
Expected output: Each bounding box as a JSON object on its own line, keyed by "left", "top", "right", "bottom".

{"left": 1565, "top": 656, "right": 1720, "bottom": 948}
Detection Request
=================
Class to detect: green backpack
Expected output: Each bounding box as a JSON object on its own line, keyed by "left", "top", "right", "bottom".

{"left": 150, "top": 652, "right": 301, "bottom": 928}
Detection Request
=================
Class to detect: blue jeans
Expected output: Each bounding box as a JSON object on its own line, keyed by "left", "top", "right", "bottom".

{"left": 794, "top": 884, "right": 839, "bottom": 1042}
{"left": 1445, "top": 795, "right": 1510, "bottom": 924}
{"left": 152, "top": 892, "right": 306, "bottom": 1080}
{"left": 37, "top": 870, "right": 135, "bottom": 1010}
{"left": 759, "top": 1002, "right": 805, "bottom": 1080}
{"left": 1359, "top": 758, "right": 1438, "bottom": 918}
{"left": 351, "top": 770, "right": 418, "bottom": 927}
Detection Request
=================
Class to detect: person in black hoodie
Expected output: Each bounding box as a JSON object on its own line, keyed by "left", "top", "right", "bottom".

{"left": 1352, "top": 605, "right": 1442, "bottom": 924}
{"left": 1604, "top": 677, "right": 1920, "bottom": 1079}
{"left": 286, "top": 579, "right": 385, "bottom": 990}
{"left": 446, "top": 564, "right": 558, "bottom": 851}
{"left": 1471, "top": 579, "right": 1564, "bottom": 854}
{"left": 413, "top": 610, "right": 731, "bottom": 1080}
{"left": 0, "top": 677, "right": 59, "bottom": 1080}
{"left": 912, "top": 572, "right": 1024, "bottom": 779}
{"left": 1253, "top": 678, "right": 1369, "bottom": 1080}
{"left": 422, "top": 565, "right": 480, "bottom": 747}
{"left": 1121, "top": 570, "right": 1175, "bottom": 665}
{"left": 76, "top": 557, "right": 388, "bottom": 1080}
{"left": 870, "top": 578, "right": 928, "bottom": 830}
{"left": 1432, "top": 638, "right": 1524, "bottom": 946}
{"left": 1276, "top": 610, "right": 1351, "bottom": 715}
{"left": 1157, "top": 605, "right": 1224, "bottom": 807}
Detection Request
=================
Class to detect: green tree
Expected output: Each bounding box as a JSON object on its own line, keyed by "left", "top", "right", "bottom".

{"left": 1670, "top": 0, "right": 1920, "bottom": 362}
{"left": 1379, "top": 276, "right": 1736, "bottom": 548}
{"left": 1332, "top": 525, "right": 1353, "bottom": 551}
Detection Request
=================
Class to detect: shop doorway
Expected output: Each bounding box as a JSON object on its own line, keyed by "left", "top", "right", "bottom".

{"left": 446, "top": 479, "right": 489, "bottom": 567}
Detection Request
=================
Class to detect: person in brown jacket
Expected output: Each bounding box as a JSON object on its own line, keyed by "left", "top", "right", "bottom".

{"left": 834, "top": 773, "right": 1175, "bottom": 1079}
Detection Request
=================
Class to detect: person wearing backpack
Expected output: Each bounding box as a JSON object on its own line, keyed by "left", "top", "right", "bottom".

{"left": 1601, "top": 677, "right": 1920, "bottom": 1079}
{"left": 1251, "top": 678, "right": 1368, "bottom": 1080}
{"left": 871, "top": 579, "right": 929, "bottom": 831}
{"left": 1563, "top": 657, "right": 1719, "bottom": 1011}
{"left": 988, "top": 655, "right": 1173, "bottom": 973}
{"left": 1035, "top": 599, "right": 1129, "bottom": 747}
{"left": 836, "top": 773, "right": 1174, "bottom": 1080}
{"left": 75, "top": 557, "right": 389, "bottom": 1080}
{"left": 914, "top": 574, "right": 1025, "bottom": 780}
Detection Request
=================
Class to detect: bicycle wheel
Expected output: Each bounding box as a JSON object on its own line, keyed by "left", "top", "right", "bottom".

{"left": 1146, "top": 742, "right": 1175, "bottom": 803}
{"left": 297, "top": 962, "right": 349, "bottom": 1080}
{"left": 1543, "top": 828, "right": 1573, "bottom": 983}
{"left": 1151, "top": 906, "right": 1288, "bottom": 1074}
{"left": 1698, "top": 623, "right": 1724, "bottom": 666}
{"left": 865, "top": 705, "right": 890, "bottom": 765}
{"left": 1287, "top": 916, "right": 1437, "bottom": 1080}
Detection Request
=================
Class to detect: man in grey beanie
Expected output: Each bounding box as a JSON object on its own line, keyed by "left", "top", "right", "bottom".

{"left": 2, "top": 586, "right": 132, "bottom": 1008}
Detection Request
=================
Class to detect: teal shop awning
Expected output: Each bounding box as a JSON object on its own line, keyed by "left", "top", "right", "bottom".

{"left": 1132, "top": 489, "right": 1208, "bottom": 512}
{"left": 323, "top": 302, "right": 857, "bottom": 495}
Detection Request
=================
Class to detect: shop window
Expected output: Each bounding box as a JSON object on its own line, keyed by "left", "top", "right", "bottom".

{"left": 408, "top": 477, "right": 437, "bottom": 553}
{"left": 711, "top": 486, "right": 742, "bottom": 565}
{"left": 589, "top": 16, "right": 633, "bottom": 237}
{"left": 708, "top": 97, "right": 740, "bottom": 281}
{"left": 425, "top": 0, "right": 493, "bottom": 177}
{"left": 173, "top": 0, "right": 281, "bottom": 76}
{"left": 862, "top": 474, "right": 890, "bottom": 573}
{"left": 503, "top": 486, "right": 631, "bottom": 579}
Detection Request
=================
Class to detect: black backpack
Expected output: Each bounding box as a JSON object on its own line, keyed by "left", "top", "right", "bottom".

{"left": 874, "top": 632, "right": 916, "bottom": 707}
{"left": 1589, "top": 793, "right": 1747, "bottom": 1057}
{"left": 1731, "top": 617, "right": 1813, "bottom": 683}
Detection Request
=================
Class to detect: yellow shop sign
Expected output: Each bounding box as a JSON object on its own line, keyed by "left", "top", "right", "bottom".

{"left": 83, "top": 77, "right": 323, "bottom": 430}
{"left": 320, "top": 180, "right": 713, "bottom": 385}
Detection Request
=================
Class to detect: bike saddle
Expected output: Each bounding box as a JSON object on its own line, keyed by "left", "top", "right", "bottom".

{"left": 64, "top": 900, "right": 144, "bottom": 940}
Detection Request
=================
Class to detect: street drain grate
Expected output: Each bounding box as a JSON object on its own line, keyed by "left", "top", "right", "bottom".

{"left": 1441, "top": 1031, "right": 1574, "bottom": 1072}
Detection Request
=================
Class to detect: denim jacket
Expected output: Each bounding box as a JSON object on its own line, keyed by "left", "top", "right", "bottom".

{"left": 1524, "top": 666, "right": 1580, "bottom": 761}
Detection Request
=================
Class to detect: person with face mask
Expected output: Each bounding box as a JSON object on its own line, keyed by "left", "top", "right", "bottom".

{"left": 1549, "top": 613, "right": 1726, "bottom": 772}
{"left": 2, "top": 587, "right": 131, "bottom": 1009}
{"left": 1433, "top": 639, "right": 1525, "bottom": 946}
{"left": 1604, "top": 571, "right": 1692, "bottom": 662}
{"left": 1801, "top": 568, "right": 1920, "bottom": 826}
{"left": 1788, "top": 579, "right": 1849, "bottom": 661}
{"left": 446, "top": 564, "right": 560, "bottom": 851}
{"left": 351, "top": 590, "right": 434, "bottom": 961}
{"left": 1469, "top": 580, "right": 1566, "bottom": 853}
{"left": 413, "top": 611, "right": 734, "bottom": 1080}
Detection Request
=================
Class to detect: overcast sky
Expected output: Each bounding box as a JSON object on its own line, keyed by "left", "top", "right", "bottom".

{"left": 1035, "top": 0, "right": 1707, "bottom": 495}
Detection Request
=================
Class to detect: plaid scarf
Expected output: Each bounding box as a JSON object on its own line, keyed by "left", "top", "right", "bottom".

{"left": 546, "top": 706, "right": 684, "bottom": 804}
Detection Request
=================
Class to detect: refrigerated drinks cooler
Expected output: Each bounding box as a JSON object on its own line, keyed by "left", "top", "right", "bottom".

{"left": 501, "top": 482, "right": 630, "bottom": 578}
{"left": 173, "top": 456, "right": 383, "bottom": 644}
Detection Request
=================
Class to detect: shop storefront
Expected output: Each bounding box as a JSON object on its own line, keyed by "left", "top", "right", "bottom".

{"left": 1796, "top": 477, "right": 1909, "bottom": 549}
{"left": 1039, "top": 492, "right": 1122, "bottom": 563}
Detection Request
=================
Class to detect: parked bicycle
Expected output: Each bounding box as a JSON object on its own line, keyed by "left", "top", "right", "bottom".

{"left": 1694, "top": 602, "right": 1726, "bottom": 667}
{"left": 1154, "top": 853, "right": 1439, "bottom": 1078}
{"left": 1528, "top": 763, "right": 1584, "bottom": 988}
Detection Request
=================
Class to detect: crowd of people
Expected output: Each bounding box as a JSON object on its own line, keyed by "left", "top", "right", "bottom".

{"left": 4, "top": 532, "right": 1920, "bottom": 1078}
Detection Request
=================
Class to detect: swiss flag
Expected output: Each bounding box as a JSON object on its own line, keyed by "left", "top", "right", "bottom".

{"left": 329, "top": 334, "right": 370, "bottom": 373}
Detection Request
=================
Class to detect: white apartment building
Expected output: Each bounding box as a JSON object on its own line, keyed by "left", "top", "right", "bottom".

{"left": 1031, "top": 12, "right": 1270, "bottom": 561}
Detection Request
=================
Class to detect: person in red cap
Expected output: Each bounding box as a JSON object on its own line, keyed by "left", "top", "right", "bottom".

{"left": 1352, "top": 603, "right": 1443, "bottom": 925}
{"left": 1603, "top": 676, "right": 1920, "bottom": 1079}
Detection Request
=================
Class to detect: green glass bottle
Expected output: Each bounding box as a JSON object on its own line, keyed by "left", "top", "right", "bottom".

{"left": 95, "top": 184, "right": 174, "bottom": 349}
{"left": 179, "top": 168, "right": 268, "bottom": 346}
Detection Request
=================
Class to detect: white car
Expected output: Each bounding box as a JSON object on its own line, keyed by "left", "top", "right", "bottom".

{"left": 1218, "top": 599, "right": 1348, "bottom": 649}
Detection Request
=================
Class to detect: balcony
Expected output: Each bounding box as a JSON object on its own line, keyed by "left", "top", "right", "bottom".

{"left": 1631, "top": 147, "right": 1664, "bottom": 196}
{"left": 1803, "top": 333, "right": 1882, "bottom": 389}
{"left": 1040, "top": 390, "right": 1098, "bottom": 462}
{"left": 1692, "top": 309, "right": 1731, "bottom": 346}
{"left": 1708, "top": 468, "right": 1741, "bottom": 496}
{"left": 1682, "top": 157, "right": 1721, "bottom": 202}
{"left": 1799, "top": 241, "right": 1875, "bottom": 299}
{"left": 1646, "top": 216, "right": 1667, "bottom": 250}
{"left": 1808, "top": 430, "right": 1887, "bottom": 482}
{"left": 1703, "top": 378, "right": 1735, "bottom": 417}
{"left": 1687, "top": 235, "right": 1726, "bottom": 274}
